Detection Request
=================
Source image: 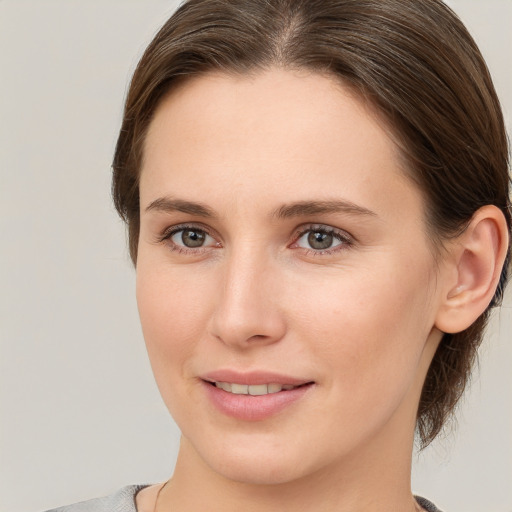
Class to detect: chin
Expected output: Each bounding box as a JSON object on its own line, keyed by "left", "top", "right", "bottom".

{"left": 188, "top": 434, "right": 313, "bottom": 485}
{"left": 208, "top": 451, "right": 311, "bottom": 486}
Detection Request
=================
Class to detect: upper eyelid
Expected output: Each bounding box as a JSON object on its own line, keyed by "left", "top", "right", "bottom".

{"left": 159, "top": 222, "right": 217, "bottom": 241}
{"left": 157, "top": 222, "right": 354, "bottom": 247}
{"left": 157, "top": 224, "right": 220, "bottom": 253}
{"left": 160, "top": 222, "right": 351, "bottom": 235}
{"left": 293, "top": 223, "right": 353, "bottom": 241}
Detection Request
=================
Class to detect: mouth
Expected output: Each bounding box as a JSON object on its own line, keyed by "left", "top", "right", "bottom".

{"left": 202, "top": 378, "right": 315, "bottom": 421}
{"left": 205, "top": 381, "right": 312, "bottom": 395}
{"left": 200, "top": 370, "right": 315, "bottom": 420}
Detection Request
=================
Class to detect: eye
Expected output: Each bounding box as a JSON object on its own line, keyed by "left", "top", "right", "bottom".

{"left": 293, "top": 225, "right": 352, "bottom": 253}
{"left": 171, "top": 228, "right": 210, "bottom": 248}
{"left": 158, "top": 224, "right": 220, "bottom": 253}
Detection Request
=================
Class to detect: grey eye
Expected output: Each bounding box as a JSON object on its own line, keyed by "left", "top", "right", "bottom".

{"left": 308, "top": 231, "right": 334, "bottom": 250}
{"left": 295, "top": 228, "right": 345, "bottom": 251}
{"left": 183, "top": 230, "right": 205, "bottom": 247}
{"left": 171, "top": 229, "right": 209, "bottom": 248}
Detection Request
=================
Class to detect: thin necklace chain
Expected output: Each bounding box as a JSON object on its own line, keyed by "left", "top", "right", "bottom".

{"left": 153, "top": 480, "right": 169, "bottom": 512}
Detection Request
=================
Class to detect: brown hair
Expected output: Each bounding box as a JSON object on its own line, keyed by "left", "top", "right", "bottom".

{"left": 112, "top": 0, "right": 511, "bottom": 447}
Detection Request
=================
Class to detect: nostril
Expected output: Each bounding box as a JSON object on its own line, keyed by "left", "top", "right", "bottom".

{"left": 249, "top": 334, "right": 269, "bottom": 341}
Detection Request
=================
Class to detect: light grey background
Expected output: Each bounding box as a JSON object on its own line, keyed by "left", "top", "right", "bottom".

{"left": 0, "top": 1, "right": 510, "bottom": 511}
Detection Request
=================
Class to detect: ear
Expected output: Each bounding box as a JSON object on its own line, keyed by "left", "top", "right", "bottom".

{"left": 435, "top": 205, "right": 509, "bottom": 334}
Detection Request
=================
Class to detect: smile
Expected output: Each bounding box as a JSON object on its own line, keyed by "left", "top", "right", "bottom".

{"left": 204, "top": 379, "right": 315, "bottom": 421}
{"left": 213, "top": 382, "right": 301, "bottom": 395}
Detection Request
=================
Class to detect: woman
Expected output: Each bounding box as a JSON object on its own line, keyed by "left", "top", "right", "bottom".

{"left": 47, "top": 0, "right": 510, "bottom": 511}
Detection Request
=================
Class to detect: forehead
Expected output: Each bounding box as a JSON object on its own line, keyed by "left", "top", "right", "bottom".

{"left": 144, "top": 69, "right": 394, "bottom": 164}
{"left": 141, "top": 68, "right": 423, "bottom": 225}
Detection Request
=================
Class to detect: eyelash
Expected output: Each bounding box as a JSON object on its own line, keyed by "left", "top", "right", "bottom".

{"left": 157, "top": 223, "right": 354, "bottom": 256}
{"left": 157, "top": 224, "right": 219, "bottom": 255}
{"left": 291, "top": 225, "right": 353, "bottom": 256}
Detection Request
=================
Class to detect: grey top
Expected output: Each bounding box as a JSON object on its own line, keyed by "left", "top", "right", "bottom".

{"left": 44, "top": 485, "right": 443, "bottom": 511}
{"left": 44, "top": 485, "right": 146, "bottom": 512}
{"left": 417, "top": 496, "right": 444, "bottom": 512}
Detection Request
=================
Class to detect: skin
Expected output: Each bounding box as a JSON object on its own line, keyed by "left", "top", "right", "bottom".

{"left": 134, "top": 68, "right": 502, "bottom": 512}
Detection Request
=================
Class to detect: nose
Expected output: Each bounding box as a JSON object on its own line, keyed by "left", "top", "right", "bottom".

{"left": 208, "top": 247, "right": 287, "bottom": 349}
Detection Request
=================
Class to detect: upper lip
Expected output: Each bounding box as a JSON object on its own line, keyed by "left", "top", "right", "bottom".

{"left": 201, "top": 369, "right": 313, "bottom": 386}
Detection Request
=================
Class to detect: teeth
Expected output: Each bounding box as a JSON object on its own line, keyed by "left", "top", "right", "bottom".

{"left": 267, "top": 383, "right": 283, "bottom": 394}
{"left": 216, "top": 382, "right": 232, "bottom": 392}
{"left": 214, "top": 382, "right": 299, "bottom": 395}
{"left": 231, "top": 383, "right": 248, "bottom": 394}
{"left": 248, "top": 384, "right": 268, "bottom": 396}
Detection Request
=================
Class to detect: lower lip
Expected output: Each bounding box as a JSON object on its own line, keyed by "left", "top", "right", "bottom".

{"left": 202, "top": 381, "right": 314, "bottom": 421}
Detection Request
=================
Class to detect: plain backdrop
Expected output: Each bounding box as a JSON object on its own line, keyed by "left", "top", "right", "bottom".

{"left": 0, "top": 1, "right": 510, "bottom": 511}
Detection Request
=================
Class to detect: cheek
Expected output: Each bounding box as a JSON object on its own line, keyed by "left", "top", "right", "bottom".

{"left": 135, "top": 264, "right": 212, "bottom": 385}
{"left": 290, "top": 258, "right": 436, "bottom": 399}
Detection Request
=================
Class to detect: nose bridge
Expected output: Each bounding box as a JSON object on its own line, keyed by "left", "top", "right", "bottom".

{"left": 209, "top": 242, "right": 286, "bottom": 348}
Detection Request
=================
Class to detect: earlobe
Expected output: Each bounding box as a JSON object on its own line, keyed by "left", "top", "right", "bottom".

{"left": 435, "top": 205, "right": 509, "bottom": 334}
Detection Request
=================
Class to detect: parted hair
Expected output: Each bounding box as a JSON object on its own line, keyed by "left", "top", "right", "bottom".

{"left": 112, "top": 0, "right": 511, "bottom": 447}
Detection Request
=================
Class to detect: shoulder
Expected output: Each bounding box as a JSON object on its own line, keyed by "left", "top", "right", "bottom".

{"left": 43, "top": 484, "right": 149, "bottom": 512}
{"left": 44, "top": 488, "right": 442, "bottom": 512}
{"left": 416, "top": 496, "right": 444, "bottom": 512}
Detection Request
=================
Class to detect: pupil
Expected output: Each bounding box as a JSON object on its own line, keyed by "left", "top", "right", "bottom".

{"left": 308, "top": 231, "right": 333, "bottom": 250}
{"left": 182, "top": 230, "right": 205, "bottom": 248}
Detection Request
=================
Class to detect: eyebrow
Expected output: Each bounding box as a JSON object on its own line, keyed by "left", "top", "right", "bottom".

{"left": 272, "top": 200, "right": 377, "bottom": 219}
{"left": 144, "top": 196, "right": 377, "bottom": 220}
{"left": 145, "top": 197, "right": 216, "bottom": 217}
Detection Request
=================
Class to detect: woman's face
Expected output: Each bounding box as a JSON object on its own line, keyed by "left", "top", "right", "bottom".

{"left": 137, "top": 69, "right": 445, "bottom": 484}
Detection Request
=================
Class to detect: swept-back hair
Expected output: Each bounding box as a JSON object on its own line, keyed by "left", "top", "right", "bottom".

{"left": 112, "top": 0, "right": 511, "bottom": 447}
